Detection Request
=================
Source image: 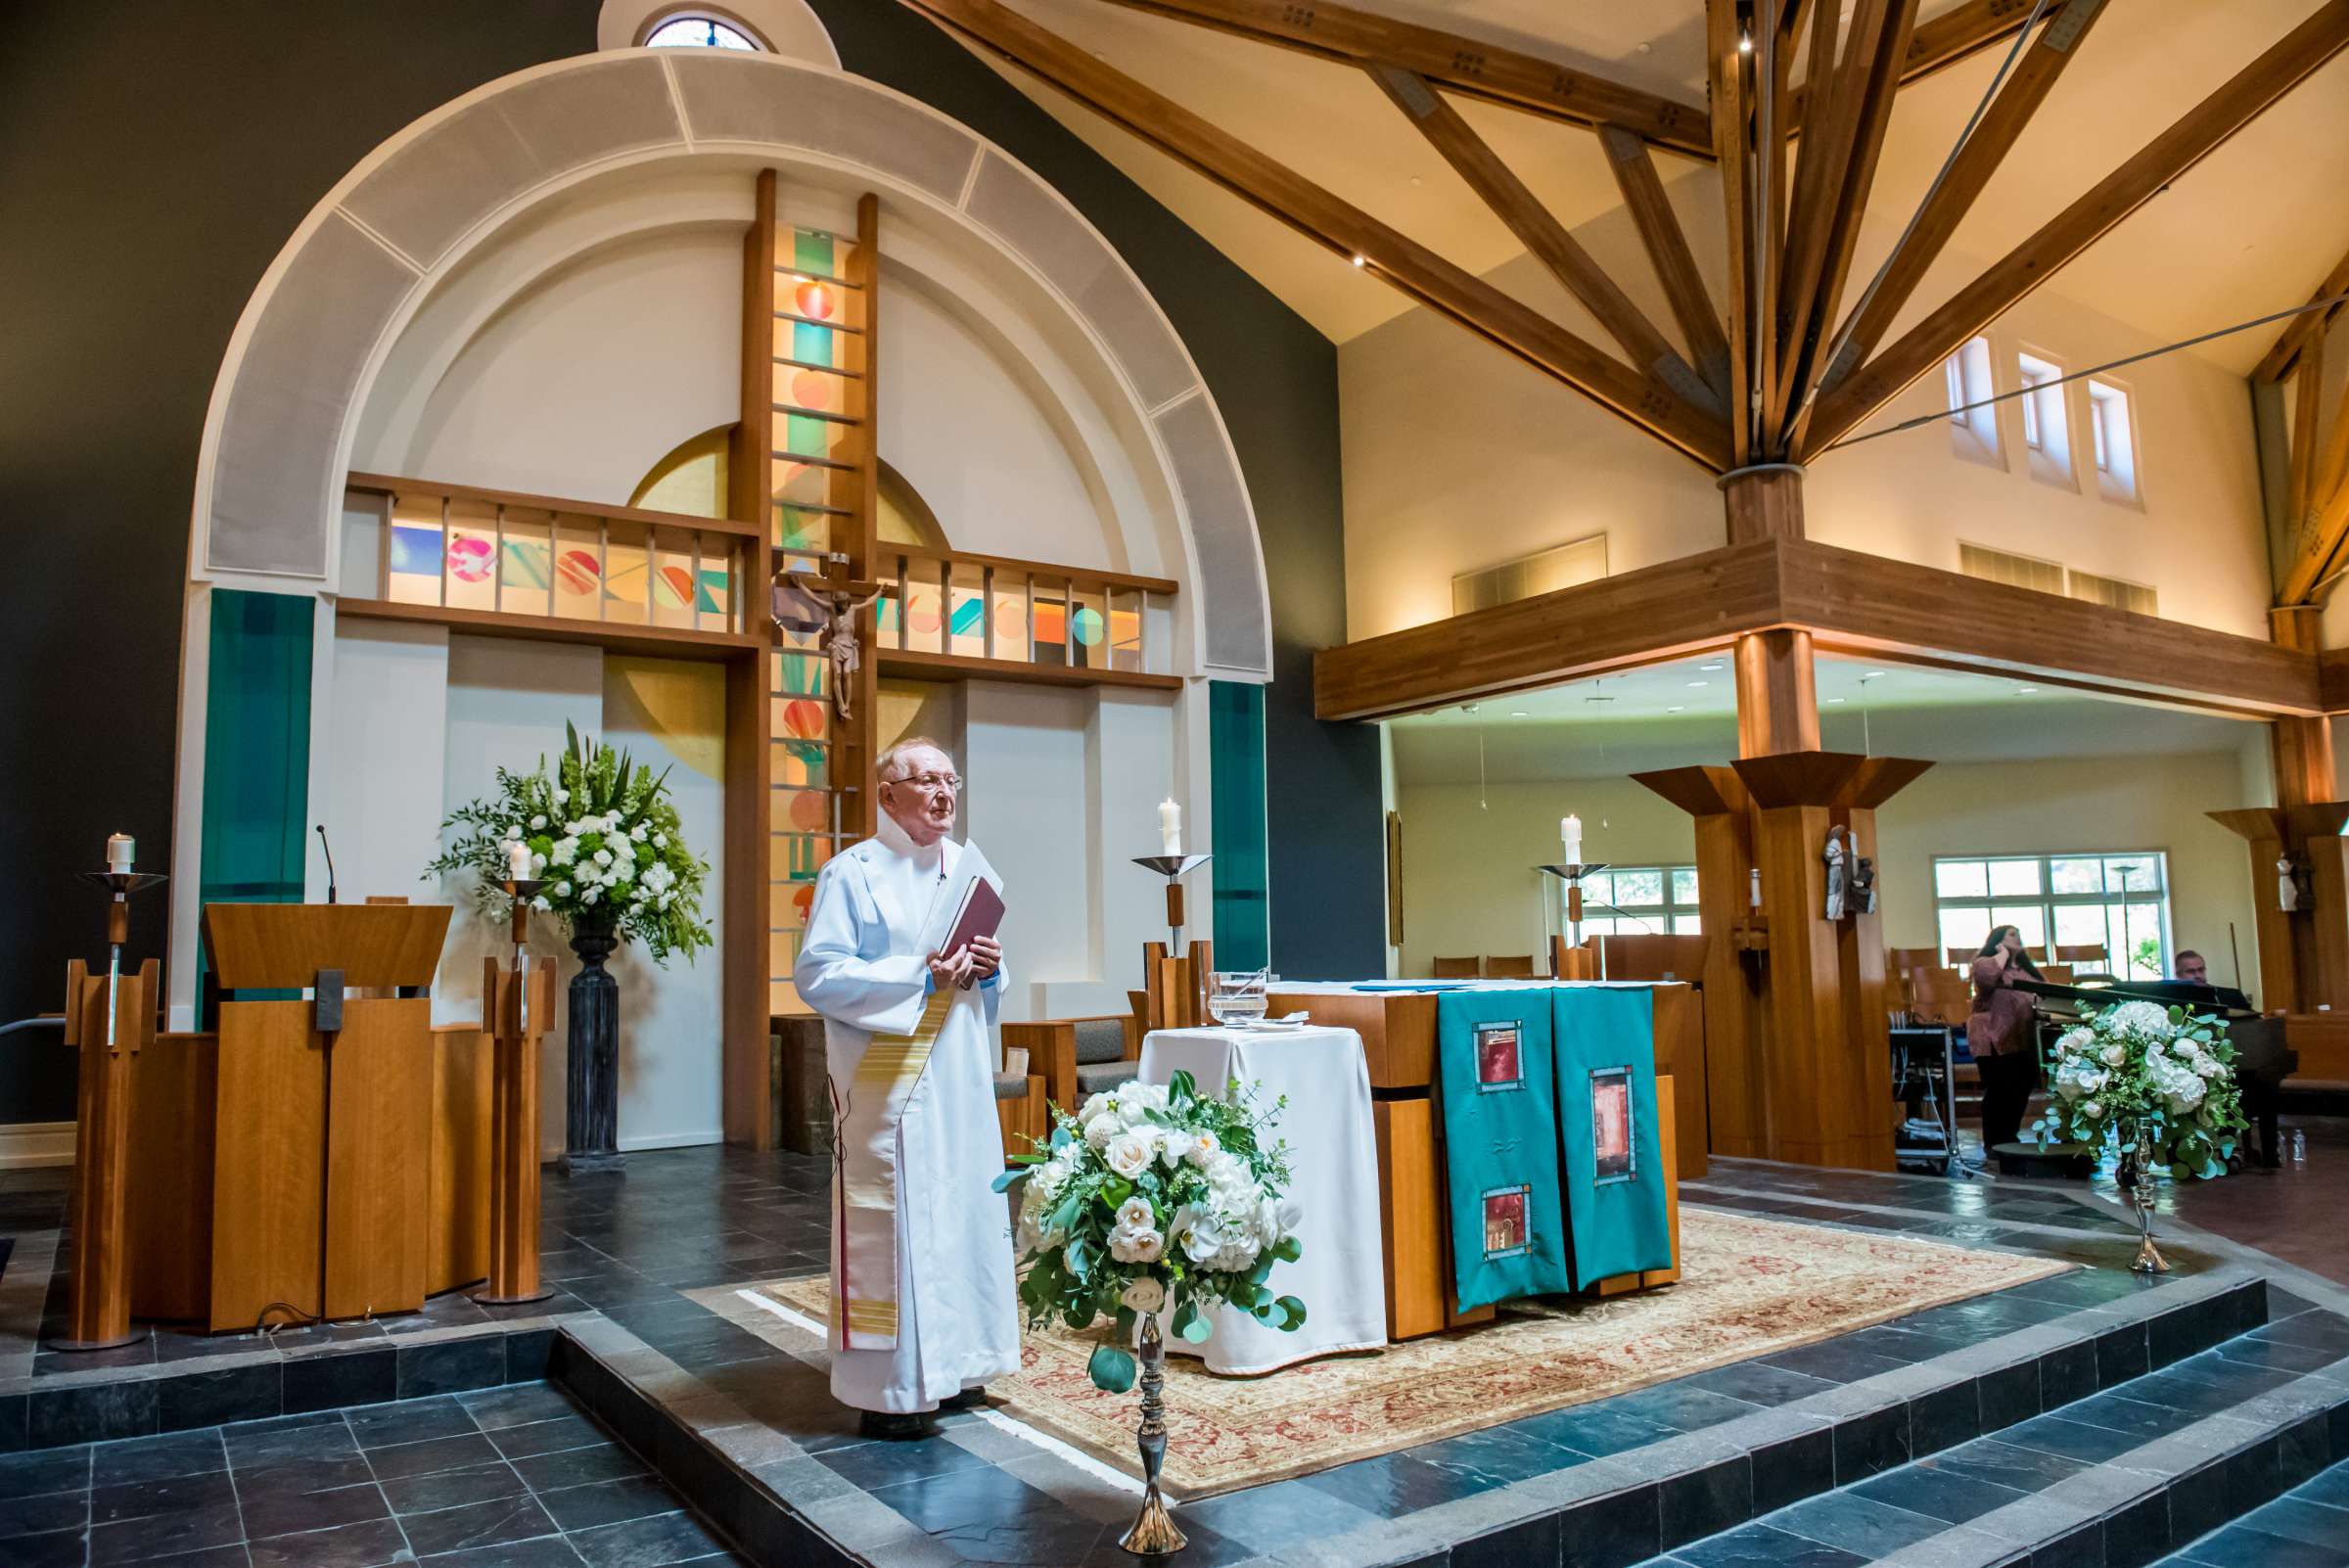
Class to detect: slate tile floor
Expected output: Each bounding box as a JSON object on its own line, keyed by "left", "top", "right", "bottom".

{"left": 0, "top": 1382, "right": 745, "bottom": 1568}
{"left": 2161, "top": 1455, "right": 2349, "bottom": 1567}
{"left": 0, "top": 1140, "right": 2319, "bottom": 1567}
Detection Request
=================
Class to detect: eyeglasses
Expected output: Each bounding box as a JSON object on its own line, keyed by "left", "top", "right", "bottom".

{"left": 886, "top": 772, "right": 961, "bottom": 795}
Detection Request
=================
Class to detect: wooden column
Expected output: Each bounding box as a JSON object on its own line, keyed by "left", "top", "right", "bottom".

{"left": 1721, "top": 466, "right": 1806, "bottom": 542}
{"left": 1735, "top": 627, "right": 1820, "bottom": 757}
{"left": 2269, "top": 607, "right": 2335, "bottom": 807}
{"left": 1636, "top": 753, "right": 1928, "bottom": 1172}
{"left": 476, "top": 950, "right": 555, "bottom": 1305}
{"left": 54, "top": 955, "right": 157, "bottom": 1350}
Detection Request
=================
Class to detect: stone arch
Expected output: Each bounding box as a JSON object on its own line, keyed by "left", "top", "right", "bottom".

{"left": 189, "top": 48, "right": 1272, "bottom": 679}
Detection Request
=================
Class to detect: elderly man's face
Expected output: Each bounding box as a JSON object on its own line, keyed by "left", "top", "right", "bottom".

{"left": 879, "top": 745, "right": 959, "bottom": 847}
{"left": 2177, "top": 953, "right": 2208, "bottom": 984}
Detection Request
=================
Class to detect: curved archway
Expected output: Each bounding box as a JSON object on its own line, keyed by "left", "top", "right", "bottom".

{"left": 189, "top": 47, "right": 1270, "bottom": 680}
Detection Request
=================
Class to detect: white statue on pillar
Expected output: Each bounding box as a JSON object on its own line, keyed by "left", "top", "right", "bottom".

{"left": 2280, "top": 854, "right": 2301, "bottom": 913}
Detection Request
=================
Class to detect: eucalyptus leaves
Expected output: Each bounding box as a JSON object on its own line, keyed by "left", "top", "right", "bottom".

{"left": 2032, "top": 999, "right": 2248, "bottom": 1179}
{"left": 994, "top": 1071, "right": 1305, "bottom": 1392}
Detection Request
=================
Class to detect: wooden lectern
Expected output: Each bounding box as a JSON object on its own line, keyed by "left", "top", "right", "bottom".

{"left": 165, "top": 903, "right": 453, "bottom": 1329}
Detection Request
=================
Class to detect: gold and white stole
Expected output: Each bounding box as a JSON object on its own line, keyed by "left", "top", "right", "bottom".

{"left": 829, "top": 845, "right": 997, "bottom": 1351}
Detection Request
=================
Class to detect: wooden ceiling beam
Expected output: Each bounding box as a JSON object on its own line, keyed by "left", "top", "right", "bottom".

{"left": 1709, "top": 0, "right": 1756, "bottom": 463}
{"left": 1799, "top": 0, "right": 2349, "bottom": 461}
{"left": 1369, "top": 67, "right": 1718, "bottom": 413}
{"left": 1809, "top": 0, "right": 2110, "bottom": 414}
{"left": 1599, "top": 124, "right": 1731, "bottom": 396}
{"left": 2254, "top": 243, "right": 2349, "bottom": 384}
{"left": 1786, "top": 0, "right": 2039, "bottom": 131}
{"left": 902, "top": 0, "right": 1732, "bottom": 468}
{"left": 1089, "top": 0, "right": 1714, "bottom": 158}
{"left": 1773, "top": 0, "right": 1917, "bottom": 446}
{"left": 2280, "top": 339, "right": 2349, "bottom": 604}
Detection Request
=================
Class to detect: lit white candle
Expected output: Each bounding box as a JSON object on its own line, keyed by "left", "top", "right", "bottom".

{"left": 106, "top": 834, "right": 134, "bottom": 874}
{"left": 1159, "top": 798, "right": 1182, "bottom": 856}
{"left": 508, "top": 840, "right": 531, "bottom": 882}
{"left": 1560, "top": 813, "right": 1582, "bottom": 866}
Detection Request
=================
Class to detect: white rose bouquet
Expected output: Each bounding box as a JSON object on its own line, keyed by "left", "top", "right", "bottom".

{"left": 2031, "top": 999, "right": 2248, "bottom": 1178}
{"left": 426, "top": 721, "right": 712, "bottom": 965}
{"left": 994, "top": 1070, "right": 1304, "bottom": 1391}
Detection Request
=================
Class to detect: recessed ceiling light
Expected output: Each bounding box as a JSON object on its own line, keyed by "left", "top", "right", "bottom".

{"left": 2017, "top": 686, "right": 2038, "bottom": 695}
{"left": 1351, "top": 254, "right": 1367, "bottom": 268}
{"left": 1865, "top": 669, "right": 1886, "bottom": 678}
{"left": 1827, "top": 697, "right": 1846, "bottom": 704}
{"left": 1667, "top": 706, "right": 1684, "bottom": 714}
{"left": 1509, "top": 710, "right": 1529, "bottom": 717}
{"left": 1686, "top": 680, "right": 1708, "bottom": 688}
{"left": 1698, "top": 663, "right": 1724, "bottom": 671}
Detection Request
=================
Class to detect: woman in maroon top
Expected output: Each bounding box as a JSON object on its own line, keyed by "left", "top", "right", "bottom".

{"left": 1967, "top": 925, "right": 2043, "bottom": 1152}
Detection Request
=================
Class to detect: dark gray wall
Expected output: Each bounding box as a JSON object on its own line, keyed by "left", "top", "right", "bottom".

{"left": 0, "top": 0, "right": 1382, "bottom": 1127}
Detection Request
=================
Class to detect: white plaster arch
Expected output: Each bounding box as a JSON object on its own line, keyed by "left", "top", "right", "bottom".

{"left": 188, "top": 48, "right": 1272, "bottom": 680}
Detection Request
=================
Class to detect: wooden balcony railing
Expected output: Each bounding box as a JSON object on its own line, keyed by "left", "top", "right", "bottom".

{"left": 340, "top": 474, "right": 763, "bottom": 659}
{"left": 872, "top": 543, "right": 1180, "bottom": 690}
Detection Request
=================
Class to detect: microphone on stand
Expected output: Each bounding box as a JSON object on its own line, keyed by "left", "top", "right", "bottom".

{"left": 316, "top": 825, "right": 339, "bottom": 905}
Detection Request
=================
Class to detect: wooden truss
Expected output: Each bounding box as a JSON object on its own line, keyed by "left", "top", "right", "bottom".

{"left": 903, "top": 0, "right": 2348, "bottom": 493}
{"left": 2267, "top": 242, "right": 2349, "bottom": 607}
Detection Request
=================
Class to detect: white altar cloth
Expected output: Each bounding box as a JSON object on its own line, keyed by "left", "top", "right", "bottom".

{"left": 1137, "top": 1026, "right": 1388, "bottom": 1373}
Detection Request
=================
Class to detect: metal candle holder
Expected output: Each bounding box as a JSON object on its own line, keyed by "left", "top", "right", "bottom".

{"left": 1536, "top": 862, "right": 1609, "bottom": 951}
{"left": 79, "top": 870, "right": 168, "bottom": 1052}
{"left": 1132, "top": 853, "right": 1212, "bottom": 955}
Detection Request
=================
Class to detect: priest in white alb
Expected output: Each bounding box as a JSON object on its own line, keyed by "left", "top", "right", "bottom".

{"left": 793, "top": 737, "right": 1020, "bottom": 1439}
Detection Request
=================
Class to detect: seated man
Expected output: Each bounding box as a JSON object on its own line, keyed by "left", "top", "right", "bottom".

{"left": 794, "top": 737, "right": 1018, "bottom": 1439}
{"left": 2175, "top": 949, "right": 2208, "bottom": 985}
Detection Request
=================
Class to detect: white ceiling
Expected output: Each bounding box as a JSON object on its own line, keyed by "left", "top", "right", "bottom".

{"left": 1386, "top": 652, "right": 2266, "bottom": 783}
{"left": 968, "top": 0, "right": 2349, "bottom": 373}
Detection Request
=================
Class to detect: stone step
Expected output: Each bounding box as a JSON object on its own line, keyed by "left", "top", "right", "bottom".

{"left": 1624, "top": 1292, "right": 2349, "bottom": 1568}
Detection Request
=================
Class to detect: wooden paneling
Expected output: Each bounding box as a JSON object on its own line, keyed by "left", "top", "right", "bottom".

{"left": 1640, "top": 1075, "right": 1682, "bottom": 1289}
{"left": 903, "top": 0, "right": 1732, "bottom": 470}
{"left": 722, "top": 652, "right": 772, "bottom": 1148}
{"left": 130, "top": 1032, "right": 217, "bottom": 1323}
{"left": 2321, "top": 649, "right": 2349, "bottom": 715}
{"left": 1266, "top": 988, "right": 1437, "bottom": 1088}
{"left": 348, "top": 472, "right": 762, "bottom": 541}
{"left": 1802, "top": 1, "right": 2349, "bottom": 457}
{"left": 1314, "top": 542, "right": 1782, "bottom": 720}
{"left": 324, "top": 1000, "right": 433, "bottom": 1318}
{"left": 60, "top": 961, "right": 154, "bottom": 1346}
{"left": 336, "top": 598, "right": 764, "bottom": 664}
{"left": 1089, "top": 0, "right": 1713, "bottom": 156}
{"left": 203, "top": 903, "right": 452, "bottom": 991}
{"left": 2306, "top": 838, "right": 2349, "bottom": 1016}
{"left": 209, "top": 1003, "right": 330, "bottom": 1329}
{"left": 1649, "top": 985, "right": 1709, "bottom": 1179}
{"left": 430, "top": 1024, "right": 493, "bottom": 1298}
{"left": 1371, "top": 1099, "right": 1444, "bottom": 1341}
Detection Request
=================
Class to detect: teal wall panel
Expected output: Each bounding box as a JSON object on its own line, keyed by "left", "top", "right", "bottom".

{"left": 1209, "top": 679, "right": 1269, "bottom": 972}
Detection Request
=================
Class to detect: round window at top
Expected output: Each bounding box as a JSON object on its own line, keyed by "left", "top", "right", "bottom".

{"left": 642, "top": 13, "right": 765, "bottom": 49}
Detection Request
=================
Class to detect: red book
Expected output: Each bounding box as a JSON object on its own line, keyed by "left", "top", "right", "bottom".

{"left": 940, "top": 877, "right": 1006, "bottom": 988}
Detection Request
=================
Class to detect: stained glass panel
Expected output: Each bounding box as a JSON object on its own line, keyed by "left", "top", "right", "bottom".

{"left": 552, "top": 517, "right": 600, "bottom": 619}
{"left": 498, "top": 508, "right": 552, "bottom": 619}
{"left": 443, "top": 501, "right": 498, "bottom": 612}
{"left": 388, "top": 494, "right": 442, "bottom": 605}
{"left": 603, "top": 527, "right": 648, "bottom": 624}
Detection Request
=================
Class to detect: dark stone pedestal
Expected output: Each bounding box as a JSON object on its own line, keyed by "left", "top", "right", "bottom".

{"left": 561, "top": 918, "right": 624, "bottom": 1176}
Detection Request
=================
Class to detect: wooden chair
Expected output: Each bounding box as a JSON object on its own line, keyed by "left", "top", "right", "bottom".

{"left": 2056, "top": 944, "right": 2110, "bottom": 975}
{"left": 1004, "top": 1014, "right": 1144, "bottom": 1115}
{"left": 1906, "top": 963, "right": 1974, "bottom": 1024}
{"left": 993, "top": 1071, "right": 1044, "bottom": 1161}
{"left": 1431, "top": 955, "right": 1483, "bottom": 979}
{"left": 1485, "top": 953, "right": 1538, "bottom": 979}
{"left": 2041, "top": 963, "right": 2075, "bottom": 985}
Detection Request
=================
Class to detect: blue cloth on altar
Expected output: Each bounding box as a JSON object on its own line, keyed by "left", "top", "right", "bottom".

{"left": 1550, "top": 987, "right": 1674, "bottom": 1287}
{"left": 1435, "top": 990, "right": 1573, "bottom": 1311}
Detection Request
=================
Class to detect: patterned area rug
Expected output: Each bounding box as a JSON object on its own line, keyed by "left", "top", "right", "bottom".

{"left": 758, "top": 1205, "right": 2067, "bottom": 1498}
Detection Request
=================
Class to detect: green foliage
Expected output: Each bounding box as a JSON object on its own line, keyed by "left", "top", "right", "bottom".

{"left": 425, "top": 721, "right": 712, "bottom": 965}
{"left": 1011, "top": 1076, "right": 1306, "bottom": 1369}
{"left": 2029, "top": 999, "right": 2248, "bottom": 1181}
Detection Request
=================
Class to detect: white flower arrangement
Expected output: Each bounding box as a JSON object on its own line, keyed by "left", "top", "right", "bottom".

{"left": 2032, "top": 999, "right": 2248, "bottom": 1179}
{"left": 996, "top": 1070, "right": 1304, "bottom": 1391}
{"left": 426, "top": 722, "right": 712, "bottom": 965}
